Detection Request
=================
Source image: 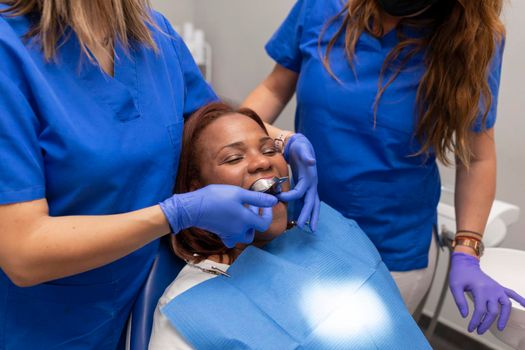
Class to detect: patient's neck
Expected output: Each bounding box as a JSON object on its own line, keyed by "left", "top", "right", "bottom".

{"left": 206, "top": 249, "right": 242, "bottom": 265}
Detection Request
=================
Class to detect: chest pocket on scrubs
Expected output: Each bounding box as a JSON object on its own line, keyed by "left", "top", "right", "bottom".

{"left": 166, "top": 120, "right": 183, "bottom": 178}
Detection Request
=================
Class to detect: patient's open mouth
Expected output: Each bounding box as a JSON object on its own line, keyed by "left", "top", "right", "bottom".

{"left": 249, "top": 176, "right": 289, "bottom": 195}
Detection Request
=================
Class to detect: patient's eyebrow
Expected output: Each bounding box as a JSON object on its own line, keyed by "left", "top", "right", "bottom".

{"left": 260, "top": 136, "right": 273, "bottom": 144}
{"left": 215, "top": 141, "right": 245, "bottom": 157}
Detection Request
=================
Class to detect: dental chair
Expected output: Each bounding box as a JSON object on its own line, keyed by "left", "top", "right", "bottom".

{"left": 128, "top": 236, "right": 185, "bottom": 350}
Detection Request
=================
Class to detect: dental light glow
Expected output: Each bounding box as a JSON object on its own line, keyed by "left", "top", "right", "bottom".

{"left": 301, "top": 282, "right": 391, "bottom": 341}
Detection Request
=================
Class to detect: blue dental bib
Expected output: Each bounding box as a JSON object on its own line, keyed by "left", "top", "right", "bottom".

{"left": 162, "top": 204, "right": 431, "bottom": 349}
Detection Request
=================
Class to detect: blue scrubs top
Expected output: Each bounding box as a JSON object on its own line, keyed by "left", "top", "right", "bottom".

{"left": 266, "top": 0, "right": 503, "bottom": 271}
{"left": 0, "top": 9, "right": 216, "bottom": 349}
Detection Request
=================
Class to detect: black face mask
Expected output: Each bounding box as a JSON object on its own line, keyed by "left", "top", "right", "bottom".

{"left": 376, "top": 0, "right": 440, "bottom": 17}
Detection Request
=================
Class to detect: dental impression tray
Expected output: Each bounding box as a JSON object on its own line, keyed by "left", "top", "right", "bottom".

{"left": 249, "top": 177, "right": 288, "bottom": 195}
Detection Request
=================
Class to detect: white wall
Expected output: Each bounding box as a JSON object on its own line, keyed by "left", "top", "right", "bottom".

{"left": 153, "top": 1, "right": 524, "bottom": 348}
{"left": 151, "top": 0, "right": 194, "bottom": 27}
{"left": 192, "top": 0, "right": 297, "bottom": 131}
{"left": 151, "top": 0, "right": 296, "bottom": 131}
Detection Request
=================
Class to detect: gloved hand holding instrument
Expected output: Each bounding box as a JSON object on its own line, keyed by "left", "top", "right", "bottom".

{"left": 277, "top": 133, "right": 320, "bottom": 231}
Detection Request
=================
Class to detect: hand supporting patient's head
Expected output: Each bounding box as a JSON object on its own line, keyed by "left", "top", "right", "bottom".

{"left": 172, "top": 102, "right": 290, "bottom": 263}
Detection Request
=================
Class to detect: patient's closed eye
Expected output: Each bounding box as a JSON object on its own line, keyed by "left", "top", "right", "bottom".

{"left": 261, "top": 138, "right": 278, "bottom": 156}
{"left": 262, "top": 147, "right": 278, "bottom": 156}
{"left": 218, "top": 138, "right": 279, "bottom": 165}
{"left": 222, "top": 147, "right": 275, "bottom": 164}
{"left": 222, "top": 154, "right": 244, "bottom": 164}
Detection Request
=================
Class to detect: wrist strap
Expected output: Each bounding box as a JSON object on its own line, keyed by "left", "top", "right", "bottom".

{"left": 456, "top": 229, "right": 483, "bottom": 238}
{"left": 452, "top": 236, "right": 484, "bottom": 257}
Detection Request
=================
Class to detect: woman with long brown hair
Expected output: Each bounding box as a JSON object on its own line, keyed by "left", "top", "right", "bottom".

{"left": 0, "top": 0, "right": 294, "bottom": 348}
{"left": 243, "top": 0, "right": 525, "bottom": 335}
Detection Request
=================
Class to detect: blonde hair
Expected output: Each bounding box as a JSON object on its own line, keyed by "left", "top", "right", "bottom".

{"left": 322, "top": 0, "right": 505, "bottom": 166}
{"left": 0, "top": 0, "right": 158, "bottom": 63}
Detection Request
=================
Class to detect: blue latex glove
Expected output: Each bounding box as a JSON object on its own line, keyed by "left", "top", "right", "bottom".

{"left": 449, "top": 252, "right": 525, "bottom": 334}
{"left": 277, "top": 133, "right": 320, "bottom": 231}
{"left": 160, "top": 184, "right": 278, "bottom": 248}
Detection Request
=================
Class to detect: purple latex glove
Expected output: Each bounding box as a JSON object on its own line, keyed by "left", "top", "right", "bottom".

{"left": 449, "top": 252, "right": 525, "bottom": 334}
{"left": 277, "top": 133, "right": 320, "bottom": 231}
{"left": 160, "top": 184, "right": 277, "bottom": 248}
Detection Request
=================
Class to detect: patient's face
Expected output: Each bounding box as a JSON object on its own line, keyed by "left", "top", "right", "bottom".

{"left": 195, "top": 113, "right": 290, "bottom": 242}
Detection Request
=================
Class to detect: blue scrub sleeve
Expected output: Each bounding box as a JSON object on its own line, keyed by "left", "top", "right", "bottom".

{"left": 160, "top": 16, "right": 218, "bottom": 117}
{"left": 471, "top": 40, "right": 505, "bottom": 132}
{"left": 265, "top": 0, "right": 310, "bottom": 73}
{"left": 0, "top": 72, "right": 45, "bottom": 205}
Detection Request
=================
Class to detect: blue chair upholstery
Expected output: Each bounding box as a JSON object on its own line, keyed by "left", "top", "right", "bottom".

{"left": 129, "top": 237, "right": 185, "bottom": 350}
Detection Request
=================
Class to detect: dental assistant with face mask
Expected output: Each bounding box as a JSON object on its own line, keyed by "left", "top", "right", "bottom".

{"left": 243, "top": 0, "right": 525, "bottom": 334}
{"left": 0, "top": 1, "right": 319, "bottom": 348}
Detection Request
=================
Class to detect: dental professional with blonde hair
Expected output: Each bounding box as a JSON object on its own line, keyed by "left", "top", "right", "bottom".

{"left": 243, "top": 0, "right": 525, "bottom": 335}
{"left": 0, "top": 0, "right": 318, "bottom": 348}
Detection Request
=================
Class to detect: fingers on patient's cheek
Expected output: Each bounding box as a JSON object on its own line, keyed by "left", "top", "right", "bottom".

{"left": 261, "top": 207, "right": 273, "bottom": 220}
{"left": 244, "top": 229, "right": 255, "bottom": 244}
{"left": 247, "top": 205, "right": 259, "bottom": 215}
{"left": 277, "top": 188, "right": 301, "bottom": 202}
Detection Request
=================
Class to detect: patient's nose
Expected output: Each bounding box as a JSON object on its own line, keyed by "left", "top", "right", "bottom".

{"left": 247, "top": 152, "right": 272, "bottom": 174}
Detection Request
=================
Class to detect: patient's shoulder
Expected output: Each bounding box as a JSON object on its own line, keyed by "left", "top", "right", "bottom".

{"left": 158, "top": 260, "right": 230, "bottom": 307}
{"left": 151, "top": 262, "right": 219, "bottom": 350}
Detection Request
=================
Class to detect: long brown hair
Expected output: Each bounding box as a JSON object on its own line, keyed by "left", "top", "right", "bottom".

{"left": 173, "top": 102, "right": 269, "bottom": 264}
{"left": 323, "top": 0, "right": 505, "bottom": 166}
{"left": 0, "top": 0, "right": 157, "bottom": 63}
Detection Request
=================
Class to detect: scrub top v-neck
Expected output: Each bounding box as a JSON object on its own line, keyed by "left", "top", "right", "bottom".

{"left": 0, "top": 8, "right": 216, "bottom": 349}
{"left": 265, "top": 0, "right": 503, "bottom": 271}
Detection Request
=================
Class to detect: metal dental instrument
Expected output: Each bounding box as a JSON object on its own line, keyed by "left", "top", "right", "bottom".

{"left": 186, "top": 260, "right": 231, "bottom": 278}
{"left": 249, "top": 176, "right": 289, "bottom": 195}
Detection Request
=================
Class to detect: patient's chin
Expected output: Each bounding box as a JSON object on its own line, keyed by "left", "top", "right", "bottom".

{"left": 256, "top": 202, "right": 288, "bottom": 242}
